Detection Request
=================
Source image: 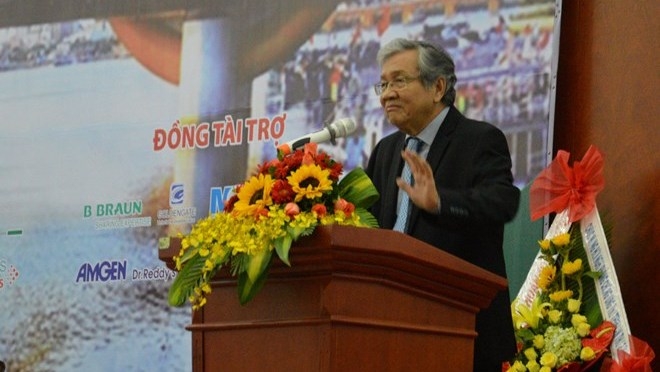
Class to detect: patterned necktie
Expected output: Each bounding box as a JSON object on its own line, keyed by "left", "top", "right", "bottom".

{"left": 393, "top": 137, "right": 421, "bottom": 233}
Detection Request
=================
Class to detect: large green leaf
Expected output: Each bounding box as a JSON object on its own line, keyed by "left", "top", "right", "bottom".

{"left": 246, "top": 249, "right": 273, "bottom": 283}
{"left": 338, "top": 167, "right": 379, "bottom": 208}
{"left": 168, "top": 253, "right": 207, "bottom": 307}
{"left": 568, "top": 224, "right": 603, "bottom": 327}
{"left": 238, "top": 258, "right": 272, "bottom": 305}
{"left": 274, "top": 234, "right": 293, "bottom": 266}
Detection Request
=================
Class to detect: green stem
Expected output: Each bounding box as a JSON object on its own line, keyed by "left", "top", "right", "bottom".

{"left": 561, "top": 253, "right": 567, "bottom": 291}
{"left": 577, "top": 277, "right": 583, "bottom": 302}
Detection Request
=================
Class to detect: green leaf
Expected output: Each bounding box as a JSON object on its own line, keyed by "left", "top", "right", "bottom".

{"left": 568, "top": 224, "right": 603, "bottom": 327}
{"left": 354, "top": 207, "right": 379, "bottom": 228}
{"left": 583, "top": 271, "right": 602, "bottom": 280}
{"left": 274, "top": 234, "right": 293, "bottom": 266}
{"left": 338, "top": 167, "right": 380, "bottom": 209}
{"left": 286, "top": 224, "right": 315, "bottom": 240}
{"left": 246, "top": 249, "right": 273, "bottom": 283}
{"left": 516, "top": 328, "right": 536, "bottom": 342}
{"left": 177, "top": 244, "right": 200, "bottom": 265}
{"left": 168, "top": 253, "right": 207, "bottom": 307}
{"left": 237, "top": 260, "right": 272, "bottom": 305}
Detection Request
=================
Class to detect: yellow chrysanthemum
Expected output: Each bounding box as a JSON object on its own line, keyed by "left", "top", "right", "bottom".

{"left": 538, "top": 239, "right": 551, "bottom": 251}
{"left": 287, "top": 164, "right": 333, "bottom": 202}
{"left": 537, "top": 265, "right": 557, "bottom": 291}
{"left": 551, "top": 232, "right": 571, "bottom": 247}
{"left": 549, "top": 289, "right": 573, "bottom": 302}
{"left": 562, "top": 259, "right": 582, "bottom": 275}
{"left": 233, "top": 173, "right": 274, "bottom": 216}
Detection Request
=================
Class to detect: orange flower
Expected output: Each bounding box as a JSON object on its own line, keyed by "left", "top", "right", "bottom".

{"left": 284, "top": 202, "right": 300, "bottom": 217}
{"left": 311, "top": 203, "right": 327, "bottom": 217}
{"left": 334, "top": 198, "right": 355, "bottom": 217}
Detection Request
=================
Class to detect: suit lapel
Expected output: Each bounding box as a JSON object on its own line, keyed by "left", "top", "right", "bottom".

{"left": 407, "top": 106, "right": 461, "bottom": 231}
{"left": 382, "top": 133, "right": 407, "bottom": 228}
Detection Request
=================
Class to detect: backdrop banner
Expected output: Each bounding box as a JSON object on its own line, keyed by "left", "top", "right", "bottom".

{"left": 0, "top": 1, "right": 559, "bottom": 370}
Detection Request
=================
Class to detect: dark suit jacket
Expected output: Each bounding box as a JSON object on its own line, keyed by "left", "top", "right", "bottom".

{"left": 366, "top": 106, "right": 520, "bottom": 371}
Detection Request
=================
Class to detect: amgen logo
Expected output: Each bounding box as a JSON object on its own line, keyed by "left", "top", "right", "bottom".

{"left": 76, "top": 260, "right": 127, "bottom": 282}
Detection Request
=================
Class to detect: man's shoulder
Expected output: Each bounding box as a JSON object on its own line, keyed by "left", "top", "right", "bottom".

{"left": 450, "top": 110, "right": 503, "bottom": 136}
{"left": 375, "top": 130, "right": 405, "bottom": 148}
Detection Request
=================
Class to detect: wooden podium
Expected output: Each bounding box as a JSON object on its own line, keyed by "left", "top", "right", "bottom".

{"left": 159, "top": 225, "right": 507, "bottom": 372}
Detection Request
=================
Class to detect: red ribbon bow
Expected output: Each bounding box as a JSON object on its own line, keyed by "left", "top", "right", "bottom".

{"left": 602, "top": 335, "right": 656, "bottom": 372}
{"left": 529, "top": 145, "right": 605, "bottom": 222}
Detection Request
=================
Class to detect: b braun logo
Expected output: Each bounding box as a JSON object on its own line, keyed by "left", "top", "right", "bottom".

{"left": 170, "top": 183, "right": 184, "bottom": 206}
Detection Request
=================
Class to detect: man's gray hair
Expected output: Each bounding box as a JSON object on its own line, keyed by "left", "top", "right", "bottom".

{"left": 377, "top": 38, "right": 457, "bottom": 105}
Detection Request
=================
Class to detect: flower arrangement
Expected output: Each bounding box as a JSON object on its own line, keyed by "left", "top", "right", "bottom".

{"left": 505, "top": 225, "right": 616, "bottom": 372}
{"left": 504, "top": 145, "right": 655, "bottom": 371}
{"left": 167, "top": 143, "right": 379, "bottom": 308}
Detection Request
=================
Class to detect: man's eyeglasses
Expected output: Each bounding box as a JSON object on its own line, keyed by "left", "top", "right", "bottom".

{"left": 374, "top": 76, "right": 420, "bottom": 95}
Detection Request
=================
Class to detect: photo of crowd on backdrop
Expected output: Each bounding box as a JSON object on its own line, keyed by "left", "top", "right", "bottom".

{"left": 259, "top": 1, "right": 554, "bottom": 188}
{"left": 0, "top": 0, "right": 568, "bottom": 371}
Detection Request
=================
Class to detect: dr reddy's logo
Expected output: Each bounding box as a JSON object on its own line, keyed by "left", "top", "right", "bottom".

{"left": 76, "top": 260, "right": 127, "bottom": 282}
{"left": 170, "top": 183, "right": 184, "bottom": 206}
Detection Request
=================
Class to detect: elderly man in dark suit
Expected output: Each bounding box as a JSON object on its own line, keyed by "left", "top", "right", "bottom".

{"left": 366, "top": 38, "right": 520, "bottom": 371}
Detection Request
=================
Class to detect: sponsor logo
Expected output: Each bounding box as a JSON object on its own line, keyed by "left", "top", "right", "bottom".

{"left": 83, "top": 200, "right": 143, "bottom": 218}
{"left": 74, "top": 259, "right": 176, "bottom": 284}
{"left": 0, "top": 257, "right": 20, "bottom": 289}
{"left": 76, "top": 260, "right": 127, "bottom": 282}
{"left": 209, "top": 185, "right": 236, "bottom": 214}
{"left": 157, "top": 183, "right": 197, "bottom": 226}
{"left": 170, "top": 183, "right": 184, "bottom": 206}
{"left": 132, "top": 266, "right": 177, "bottom": 281}
{"left": 82, "top": 200, "right": 152, "bottom": 230}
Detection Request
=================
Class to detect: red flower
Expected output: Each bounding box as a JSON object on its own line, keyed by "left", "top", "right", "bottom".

{"left": 582, "top": 321, "right": 616, "bottom": 353}
{"left": 273, "top": 163, "right": 291, "bottom": 179}
{"left": 271, "top": 179, "right": 295, "bottom": 204}
{"left": 557, "top": 362, "right": 580, "bottom": 372}
{"left": 602, "top": 335, "right": 656, "bottom": 372}
{"left": 224, "top": 194, "right": 239, "bottom": 213}
{"left": 574, "top": 320, "right": 616, "bottom": 371}
{"left": 327, "top": 161, "right": 343, "bottom": 180}
{"left": 311, "top": 203, "right": 327, "bottom": 217}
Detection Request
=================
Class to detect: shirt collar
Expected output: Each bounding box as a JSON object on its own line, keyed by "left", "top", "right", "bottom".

{"left": 411, "top": 106, "right": 449, "bottom": 148}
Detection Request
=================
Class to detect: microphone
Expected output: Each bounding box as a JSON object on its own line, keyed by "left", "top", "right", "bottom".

{"left": 284, "top": 118, "right": 357, "bottom": 150}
